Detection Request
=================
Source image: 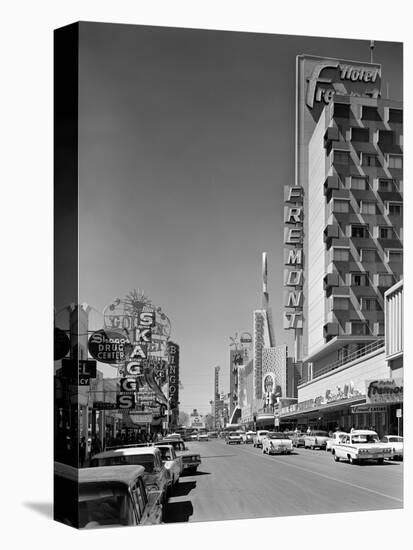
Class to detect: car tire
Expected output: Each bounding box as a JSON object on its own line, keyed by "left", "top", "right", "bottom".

{"left": 333, "top": 451, "right": 340, "bottom": 462}
{"left": 349, "top": 456, "right": 358, "bottom": 465}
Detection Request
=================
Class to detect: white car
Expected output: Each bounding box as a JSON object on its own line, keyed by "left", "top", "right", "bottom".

{"left": 326, "top": 431, "right": 347, "bottom": 451}
{"left": 303, "top": 430, "right": 330, "bottom": 449}
{"left": 262, "top": 432, "right": 293, "bottom": 455}
{"left": 253, "top": 430, "right": 269, "bottom": 448}
{"left": 332, "top": 430, "right": 393, "bottom": 465}
{"left": 381, "top": 435, "right": 403, "bottom": 460}
{"left": 198, "top": 433, "right": 209, "bottom": 441}
{"left": 241, "top": 431, "right": 256, "bottom": 444}
{"left": 153, "top": 444, "right": 181, "bottom": 488}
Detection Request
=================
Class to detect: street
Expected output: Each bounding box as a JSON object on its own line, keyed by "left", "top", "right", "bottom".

{"left": 165, "top": 439, "right": 403, "bottom": 523}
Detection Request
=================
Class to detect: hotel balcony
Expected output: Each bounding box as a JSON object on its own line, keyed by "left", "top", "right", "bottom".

{"left": 323, "top": 224, "right": 339, "bottom": 249}
{"left": 323, "top": 272, "right": 339, "bottom": 291}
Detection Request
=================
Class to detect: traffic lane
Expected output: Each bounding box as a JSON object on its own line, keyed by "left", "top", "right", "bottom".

{"left": 166, "top": 439, "right": 402, "bottom": 523}
{"left": 241, "top": 443, "right": 403, "bottom": 502}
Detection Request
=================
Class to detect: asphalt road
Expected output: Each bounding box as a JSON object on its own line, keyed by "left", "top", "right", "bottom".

{"left": 164, "top": 438, "right": 403, "bottom": 523}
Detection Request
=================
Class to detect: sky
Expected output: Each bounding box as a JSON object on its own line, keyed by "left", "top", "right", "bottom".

{"left": 75, "top": 23, "right": 402, "bottom": 415}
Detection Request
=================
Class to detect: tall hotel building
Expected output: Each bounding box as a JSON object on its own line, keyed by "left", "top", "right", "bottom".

{"left": 279, "top": 56, "right": 403, "bottom": 435}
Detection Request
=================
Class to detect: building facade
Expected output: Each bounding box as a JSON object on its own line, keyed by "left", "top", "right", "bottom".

{"left": 279, "top": 56, "right": 403, "bottom": 437}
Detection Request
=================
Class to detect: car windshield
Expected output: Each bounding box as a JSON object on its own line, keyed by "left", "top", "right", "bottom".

{"left": 268, "top": 433, "right": 288, "bottom": 439}
{"left": 157, "top": 448, "right": 172, "bottom": 461}
{"left": 92, "top": 454, "right": 155, "bottom": 472}
{"left": 79, "top": 484, "right": 134, "bottom": 528}
{"left": 352, "top": 434, "right": 379, "bottom": 444}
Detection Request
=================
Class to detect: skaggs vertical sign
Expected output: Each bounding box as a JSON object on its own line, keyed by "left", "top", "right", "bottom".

{"left": 167, "top": 342, "right": 180, "bottom": 411}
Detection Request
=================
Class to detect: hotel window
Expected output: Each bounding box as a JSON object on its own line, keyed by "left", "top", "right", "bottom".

{"left": 386, "top": 202, "right": 402, "bottom": 216}
{"left": 378, "top": 130, "right": 394, "bottom": 145}
{"left": 350, "top": 321, "right": 370, "bottom": 336}
{"left": 350, "top": 272, "right": 369, "bottom": 286}
{"left": 332, "top": 297, "right": 350, "bottom": 311}
{"left": 379, "top": 226, "right": 395, "bottom": 239}
{"left": 377, "top": 273, "right": 394, "bottom": 287}
{"left": 387, "top": 155, "right": 403, "bottom": 169}
{"left": 351, "top": 127, "right": 370, "bottom": 142}
{"left": 350, "top": 177, "right": 368, "bottom": 191}
{"left": 388, "top": 109, "right": 402, "bottom": 123}
{"left": 332, "top": 248, "right": 349, "bottom": 262}
{"left": 361, "top": 153, "right": 380, "bottom": 167}
{"left": 378, "top": 179, "right": 397, "bottom": 192}
{"left": 360, "top": 298, "right": 380, "bottom": 311}
{"left": 332, "top": 199, "right": 349, "bottom": 214}
{"left": 360, "top": 248, "right": 376, "bottom": 262}
{"left": 333, "top": 151, "right": 351, "bottom": 165}
{"left": 386, "top": 250, "right": 403, "bottom": 263}
{"left": 351, "top": 224, "right": 369, "bottom": 238}
{"left": 360, "top": 201, "right": 376, "bottom": 215}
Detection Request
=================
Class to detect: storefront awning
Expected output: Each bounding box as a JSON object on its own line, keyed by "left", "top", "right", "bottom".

{"left": 280, "top": 396, "right": 366, "bottom": 419}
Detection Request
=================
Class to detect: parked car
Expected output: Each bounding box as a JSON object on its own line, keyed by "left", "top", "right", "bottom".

{"left": 157, "top": 438, "right": 201, "bottom": 475}
{"left": 253, "top": 430, "right": 269, "bottom": 448}
{"left": 381, "top": 435, "right": 403, "bottom": 460}
{"left": 332, "top": 430, "right": 393, "bottom": 464}
{"left": 90, "top": 446, "right": 169, "bottom": 516}
{"left": 262, "top": 432, "right": 293, "bottom": 455}
{"left": 304, "top": 430, "right": 330, "bottom": 449}
{"left": 326, "top": 431, "right": 347, "bottom": 451}
{"left": 241, "top": 431, "right": 256, "bottom": 444}
{"left": 190, "top": 433, "right": 199, "bottom": 441}
{"left": 207, "top": 431, "right": 218, "bottom": 438}
{"left": 291, "top": 432, "right": 306, "bottom": 448}
{"left": 226, "top": 432, "right": 242, "bottom": 445}
{"left": 198, "top": 433, "right": 209, "bottom": 441}
{"left": 54, "top": 462, "right": 163, "bottom": 528}
{"left": 153, "top": 444, "right": 181, "bottom": 489}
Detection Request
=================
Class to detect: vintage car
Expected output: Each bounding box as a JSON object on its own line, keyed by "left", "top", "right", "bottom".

{"left": 253, "top": 430, "right": 269, "bottom": 448}
{"left": 157, "top": 438, "right": 200, "bottom": 475}
{"left": 332, "top": 430, "right": 393, "bottom": 464}
{"left": 54, "top": 462, "right": 163, "bottom": 528}
{"left": 381, "top": 435, "right": 403, "bottom": 460}
{"left": 291, "top": 432, "right": 306, "bottom": 448}
{"left": 181, "top": 453, "right": 202, "bottom": 473}
{"left": 90, "top": 446, "right": 169, "bottom": 514}
{"left": 326, "top": 431, "right": 347, "bottom": 451}
{"left": 303, "top": 430, "right": 330, "bottom": 449}
{"left": 226, "top": 432, "right": 243, "bottom": 444}
{"left": 198, "top": 433, "right": 209, "bottom": 441}
{"left": 241, "top": 431, "right": 256, "bottom": 444}
{"left": 153, "top": 443, "right": 181, "bottom": 489}
{"left": 207, "top": 431, "right": 218, "bottom": 438}
{"left": 262, "top": 432, "right": 293, "bottom": 455}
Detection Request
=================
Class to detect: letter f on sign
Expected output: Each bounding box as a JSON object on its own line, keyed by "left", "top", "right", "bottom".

{"left": 306, "top": 62, "right": 339, "bottom": 108}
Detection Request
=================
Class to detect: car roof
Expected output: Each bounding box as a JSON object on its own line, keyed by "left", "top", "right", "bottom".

{"left": 153, "top": 443, "right": 174, "bottom": 450}
{"left": 350, "top": 430, "right": 378, "bottom": 435}
{"left": 80, "top": 465, "right": 145, "bottom": 485}
{"left": 156, "top": 439, "right": 182, "bottom": 444}
{"left": 92, "top": 447, "right": 160, "bottom": 459}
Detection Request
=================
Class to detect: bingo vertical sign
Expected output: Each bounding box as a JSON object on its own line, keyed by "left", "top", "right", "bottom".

{"left": 167, "top": 342, "right": 180, "bottom": 411}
